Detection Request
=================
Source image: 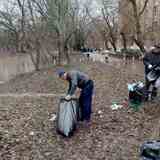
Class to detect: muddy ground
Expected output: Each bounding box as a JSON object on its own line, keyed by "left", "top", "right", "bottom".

{"left": 0, "top": 59, "right": 160, "bottom": 160}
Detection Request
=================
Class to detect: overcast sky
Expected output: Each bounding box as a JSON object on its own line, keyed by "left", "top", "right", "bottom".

{"left": 0, "top": 0, "right": 118, "bottom": 16}
{"left": 0, "top": 0, "right": 100, "bottom": 10}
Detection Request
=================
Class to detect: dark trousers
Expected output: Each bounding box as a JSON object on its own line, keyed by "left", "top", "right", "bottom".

{"left": 79, "top": 80, "right": 94, "bottom": 121}
{"left": 145, "top": 75, "right": 157, "bottom": 99}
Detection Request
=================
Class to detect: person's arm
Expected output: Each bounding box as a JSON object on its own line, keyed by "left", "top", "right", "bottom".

{"left": 143, "top": 53, "right": 153, "bottom": 69}
{"left": 67, "top": 73, "right": 78, "bottom": 96}
{"left": 67, "top": 82, "right": 71, "bottom": 95}
{"left": 143, "top": 53, "right": 150, "bottom": 66}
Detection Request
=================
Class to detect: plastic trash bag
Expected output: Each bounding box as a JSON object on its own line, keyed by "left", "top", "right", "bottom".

{"left": 128, "top": 82, "right": 144, "bottom": 92}
{"left": 57, "top": 98, "right": 80, "bottom": 137}
{"left": 140, "top": 140, "right": 160, "bottom": 160}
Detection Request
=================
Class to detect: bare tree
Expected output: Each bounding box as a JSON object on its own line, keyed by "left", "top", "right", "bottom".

{"left": 0, "top": 1, "right": 20, "bottom": 51}
{"left": 17, "top": 0, "right": 26, "bottom": 52}
{"left": 87, "top": 15, "right": 110, "bottom": 50}
{"left": 26, "top": 0, "right": 43, "bottom": 70}
{"left": 0, "top": 0, "right": 107, "bottom": 67}
{"left": 88, "top": 0, "right": 118, "bottom": 51}
{"left": 127, "top": 0, "right": 149, "bottom": 53}
{"left": 72, "top": 0, "right": 93, "bottom": 50}
{"left": 118, "top": 0, "right": 137, "bottom": 50}
{"left": 32, "top": 0, "right": 74, "bottom": 64}
{"left": 120, "top": 32, "right": 127, "bottom": 50}
{"left": 0, "top": 0, "right": 30, "bottom": 53}
{"left": 101, "top": 8, "right": 118, "bottom": 51}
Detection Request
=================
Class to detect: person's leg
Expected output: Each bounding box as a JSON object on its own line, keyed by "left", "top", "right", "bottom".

{"left": 155, "top": 77, "right": 160, "bottom": 88}
{"left": 79, "top": 94, "right": 84, "bottom": 121}
{"left": 145, "top": 75, "right": 151, "bottom": 90}
{"left": 151, "top": 87, "right": 157, "bottom": 100}
{"left": 81, "top": 81, "right": 94, "bottom": 121}
{"left": 82, "top": 93, "right": 92, "bottom": 121}
{"left": 151, "top": 77, "right": 160, "bottom": 100}
{"left": 145, "top": 67, "right": 150, "bottom": 90}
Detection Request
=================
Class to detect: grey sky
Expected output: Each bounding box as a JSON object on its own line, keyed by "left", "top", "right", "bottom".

{"left": 0, "top": 0, "right": 118, "bottom": 16}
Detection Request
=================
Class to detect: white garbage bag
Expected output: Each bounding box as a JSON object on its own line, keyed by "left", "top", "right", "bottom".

{"left": 57, "top": 98, "right": 79, "bottom": 137}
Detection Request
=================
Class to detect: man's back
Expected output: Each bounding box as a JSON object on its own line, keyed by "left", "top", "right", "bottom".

{"left": 68, "top": 70, "right": 89, "bottom": 82}
{"left": 67, "top": 70, "right": 89, "bottom": 95}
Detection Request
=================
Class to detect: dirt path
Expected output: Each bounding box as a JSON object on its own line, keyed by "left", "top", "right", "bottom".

{"left": 0, "top": 93, "right": 65, "bottom": 98}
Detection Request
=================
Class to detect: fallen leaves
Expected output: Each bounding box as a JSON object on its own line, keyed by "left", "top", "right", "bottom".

{"left": 0, "top": 59, "right": 159, "bottom": 160}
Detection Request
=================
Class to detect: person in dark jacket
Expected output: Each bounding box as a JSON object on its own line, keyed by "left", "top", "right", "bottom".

{"left": 57, "top": 69, "right": 94, "bottom": 122}
{"left": 143, "top": 44, "right": 160, "bottom": 98}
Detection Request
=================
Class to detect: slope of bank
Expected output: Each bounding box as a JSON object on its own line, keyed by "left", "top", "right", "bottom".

{"left": 0, "top": 61, "right": 160, "bottom": 160}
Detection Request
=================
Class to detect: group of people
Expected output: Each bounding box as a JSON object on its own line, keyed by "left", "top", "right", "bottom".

{"left": 57, "top": 44, "right": 160, "bottom": 126}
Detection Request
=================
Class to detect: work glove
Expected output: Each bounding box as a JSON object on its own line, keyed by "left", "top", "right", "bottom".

{"left": 148, "top": 64, "right": 152, "bottom": 69}
{"left": 65, "top": 95, "right": 71, "bottom": 101}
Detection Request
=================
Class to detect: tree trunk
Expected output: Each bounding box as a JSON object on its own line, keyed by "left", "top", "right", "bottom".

{"left": 58, "top": 43, "right": 63, "bottom": 65}
{"left": 57, "top": 33, "right": 71, "bottom": 65}
{"left": 17, "top": 0, "right": 26, "bottom": 53}
{"left": 109, "top": 39, "right": 117, "bottom": 52}
{"left": 64, "top": 44, "right": 70, "bottom": 64}
{"left": 134, "top": 38, "right": 145, "bottom": 54}
{"left": 134, "top": 17, "right": 145, "bottom": 53}
{"left": 57, "top": 35, "right": 63, "bottom": 65}
{"left": 130, "top": 0, "right": 146, "bottom": 53}
{"left": 29, "top": 50, "right": 40, "bottom": 71}
{"left": 15, "top": 33, "right": 20, "bottom": 53}
{"left": 29, "top": 52, "right": 37, "bottom": 70}
{"left": 29, "top": 40, "right": 41, "bottom": 71}
{"left": 120, "top": 32, "right": 127, "bottom": 50}
{"left": 35, "top": 48, "right": 40, "bottom": 71}
{"left": 104, "top": 39, "right": 110, "bottom": 50}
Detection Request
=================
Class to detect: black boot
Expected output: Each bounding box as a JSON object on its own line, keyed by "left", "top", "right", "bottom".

{"left": 145, "top": 81, "right": 152, "bottom": 101}
{"left": 151, "top": 87, "right": 157, "bottom": 100}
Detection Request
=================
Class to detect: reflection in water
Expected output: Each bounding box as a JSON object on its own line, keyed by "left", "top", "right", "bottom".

{"left": 0, "top": 54, "right": 34, "bottom": 81}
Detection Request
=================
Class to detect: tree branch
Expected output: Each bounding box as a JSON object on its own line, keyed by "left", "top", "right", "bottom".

{"left": 139, "top": 0, "right": 149, "bottom": 16}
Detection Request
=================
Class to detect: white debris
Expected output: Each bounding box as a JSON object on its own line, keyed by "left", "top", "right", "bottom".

{"left": 49, "top": 114, "right": 57, "bottom": 121}
{"left": 29, "top": 131, "right": 35, "bottom": 136}
{"left": 110, "top": 104, "right": 123, "bottom": 110}
{"left": 98, "top": 110, "right": 103, "bottom": 114}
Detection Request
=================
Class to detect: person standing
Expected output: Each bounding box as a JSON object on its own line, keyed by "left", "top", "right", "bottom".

{"left": 143, "top": 44, "right": 160, "bottom": 98}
